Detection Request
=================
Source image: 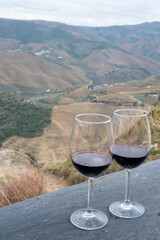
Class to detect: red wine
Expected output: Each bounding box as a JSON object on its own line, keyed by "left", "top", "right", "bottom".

{"left": 110, "top": 145, "right": 149, "bottom": 169}
{"left": 71, "top": 152, "right": 112, "bottom": 177}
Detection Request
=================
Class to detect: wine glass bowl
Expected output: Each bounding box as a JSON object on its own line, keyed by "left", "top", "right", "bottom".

{"left": 70, "top": 113, "right": 113, "bottom": 230}
{"left": 109, "top": 109, "right": 151, "bottom": 218}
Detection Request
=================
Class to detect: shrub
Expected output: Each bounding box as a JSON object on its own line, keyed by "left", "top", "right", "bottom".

{"left": 47, "top": 158, "right": 87, "bottom": 184}
{"left": 46, "top": 158, "right": 123, "bottom": 185}
{"left": 150, "top": 148, "right": 160, "bottom": 155}
{"left": 0, "top": 167, "right": 45, "bottom": 207}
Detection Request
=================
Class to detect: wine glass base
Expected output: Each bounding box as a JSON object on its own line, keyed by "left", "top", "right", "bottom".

{"left": 70, "top": 208, "right": 108, "bottom": 230}
{"left": 109, "top": 201, "right": 145, "bottom": 218}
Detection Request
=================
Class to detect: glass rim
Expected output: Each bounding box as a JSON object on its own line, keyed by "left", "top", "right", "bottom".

{"left": 114, "top": 109, "right": 148, "bottom": 117}
{"left": 75, "top": 113, "right": 111, "bottom": 124}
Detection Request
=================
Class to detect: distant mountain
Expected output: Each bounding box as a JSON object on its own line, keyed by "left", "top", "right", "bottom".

{"left": 97, "top": 22, "right": 160, "bottom": 61}
{"left": 0, "top": 18, "right": 160, "bottom": 91}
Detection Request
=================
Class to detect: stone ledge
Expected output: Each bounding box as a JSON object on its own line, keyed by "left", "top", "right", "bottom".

{"left": 0, "top": 159, "right": 160, "bottom": 240}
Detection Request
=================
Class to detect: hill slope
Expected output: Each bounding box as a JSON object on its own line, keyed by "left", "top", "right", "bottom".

{"left": 0, "top": 19, "right": 160, "bottom": 89}
{"left": 0, "top": 50, "right": 89, "bottom": 92}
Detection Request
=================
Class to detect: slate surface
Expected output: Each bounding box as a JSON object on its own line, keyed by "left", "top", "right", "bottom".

{"left": 0, "top": 159, "right": 160, "bottom": 240}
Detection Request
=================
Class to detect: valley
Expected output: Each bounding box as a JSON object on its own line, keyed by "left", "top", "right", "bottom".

{"left": 1, "top": 84, "right": 160, "bottom": 184}
{"left": 0, "top": 19, "right": 160, "bottom": 92}
{"left": 0, "top": 18, "right": 159, "bottom": 205}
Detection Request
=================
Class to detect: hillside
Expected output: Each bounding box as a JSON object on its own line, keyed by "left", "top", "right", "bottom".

{"left": 3, "top": 83, "right": 158, "bottom": 167}
{"left": 0, "top": 19, "right": 160, "bottom": 90}
{"left": 2, "top": 100, "right": 159, "bottom": 184}
{"left": 83, "top": 48, "right": 160, "bottom": 85}
{"left": 2, "top": 102, "right": 134, "bottom": 166}
{"left": 0, "top": 93, "right": 52, "bottom": 145}
{"left": 0, "top": 18, "right": 159, "bottom": 200}
{"left": 0, "top": 50, "right": 89, "bottom": 92}
{"left": 66, "top": 22, "right": 160, "bottom": 61}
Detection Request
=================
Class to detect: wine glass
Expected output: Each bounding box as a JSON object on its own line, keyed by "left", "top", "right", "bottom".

{"left": 70, "top": 113, "right": 113, "bottom": 230}
{"left": 109, "top": 109, "right": 151, "bottom": 218}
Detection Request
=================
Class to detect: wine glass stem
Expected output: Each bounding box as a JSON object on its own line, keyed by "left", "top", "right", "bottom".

{"left": 124, "top": 169, "right": 131, "bottom": 204}
{"left": 87, "top": 178, "right": 94, "bottom": 214}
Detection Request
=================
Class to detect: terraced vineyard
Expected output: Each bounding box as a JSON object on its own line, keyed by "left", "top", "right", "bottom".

{"left": 0, "top": 85, "right": 159, "bottom": 185}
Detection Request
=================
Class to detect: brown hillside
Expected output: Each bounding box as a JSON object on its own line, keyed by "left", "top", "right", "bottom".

{"left": 0, "top": 51, "right": 89, "bottom": 90}
{"left": 2, "top": 102, "right": 136, "bottom": 168}
{"left": 84, "top": 48, "right": 160, "bottom": 74}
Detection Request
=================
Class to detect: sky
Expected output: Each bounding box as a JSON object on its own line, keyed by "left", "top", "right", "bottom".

{"left": 0, "top": 0, "right": 160, "bottom": 27}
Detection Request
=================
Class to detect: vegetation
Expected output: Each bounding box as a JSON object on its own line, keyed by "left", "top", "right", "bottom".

{"left": 149, "top": 106, "right": 160, "bottom": 160}
{"left": 66, "top": 39, "right": 118, "bottom": 59}
{"left": 0, "top": 167, "right": 45, "bottom": 207}
{"left": 0, "top": 18, "right": 160, "bottom": 206}
{"left": 0, "top": 19, "right": 73, "bottom": 44}
{"left": 1, "top": 19, "right": 160, "bottom": 91}
{"left": 91, "top": 65, "right": 151, "bottom": 87}
{"left": 47, "top": 158, "right": 87, "bottom": 185}
{"left": 0, "top": 93, "right": 52, "bottom": 146}
{"left": 44, "top": 105, "right": 160, "bottom": 185}
{"left": 47, "top": 158, "right": 123, "bottom": 185}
